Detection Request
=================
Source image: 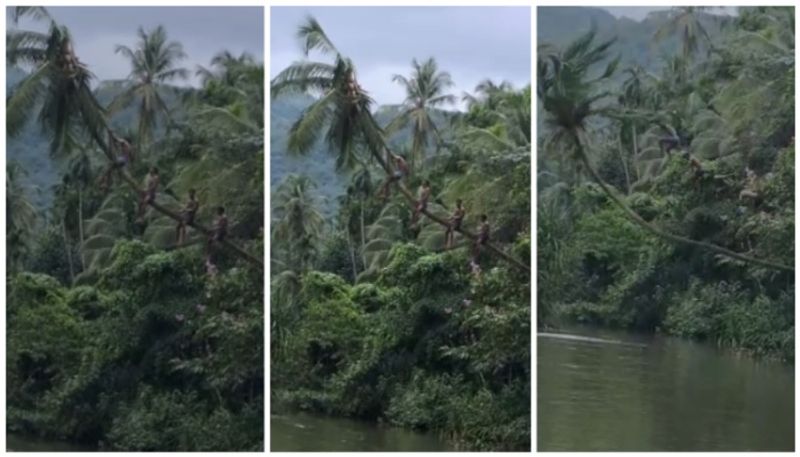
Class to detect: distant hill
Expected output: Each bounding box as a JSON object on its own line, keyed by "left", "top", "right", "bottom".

{"left": 270, "top": 94, "right": 347, "bottom": 220}
{"left": 537, "top": 7, "right": 730, "bottom": 74}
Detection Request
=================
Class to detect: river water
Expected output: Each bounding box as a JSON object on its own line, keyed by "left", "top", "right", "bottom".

{"left": 271, "top": 411, "right": 451, "bottom": 451}
{"left": 538, "top": 327, "right": 794, "bottom": 451}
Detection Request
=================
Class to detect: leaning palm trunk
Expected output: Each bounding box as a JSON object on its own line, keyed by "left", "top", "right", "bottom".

{"left": 570, "top": 131, "right": 792, "bottom": 272}
{"left": 77, "top": 105, "right": 263, "bottom": 268}
{"left": 95, "top": 130, "right": 264, "bottom": 269}
{"left": 56, "top": 77, "right": 264, "bottom": 269}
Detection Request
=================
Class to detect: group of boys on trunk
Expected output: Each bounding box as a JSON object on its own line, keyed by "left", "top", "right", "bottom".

{"left": 378, "top": 150, "right": 491, "bottom": 269}
{"left": 98, "top": 130, "right": 229, "bottom": 273}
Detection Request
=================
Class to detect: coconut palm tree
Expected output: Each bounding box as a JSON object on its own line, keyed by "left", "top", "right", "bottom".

{"left": 191, "top": 55, "right": 264, "bottom": 135}
{"left": 10, "top": 6, "right": 51, "bottom": 24}
{"left": 107, "top": 25, "right": 188, "bottom": 150}
{"left": 539, "top": 26, "right": 792, "bottom": 272}
{"left": 460, "top": 84, "right": 531, "bottom": 150}
{"left": 270, "top": 16, "right": 388, "bottom": 171}
{"left": 464, "top": 79, "right": 513, "bottom": 111}
{"left": 196, "top": 50, "right": 256, "bottom": 86}
{"left": 7, "top": 9, "right": 108, "bottom": 154}
{"left": 272, "top": 174, "right": 325, "bottom": 272}
{"left": 385, "top": 57, "right": 455, "bottom": 171}
{"left": 8, "top": 10, "right": 263, "bottom": 271}
{"left": 274, "top": 17, "right": 530, "bottom": 273}
{"left": 654, "top": 7, "right": 713, "bottom": 61}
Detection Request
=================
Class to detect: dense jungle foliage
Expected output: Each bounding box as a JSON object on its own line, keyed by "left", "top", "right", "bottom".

{"left": 6, "top": 8, "right": 264, "bottom": 451}
{"left": 538, "top": 7, "right": 794, "bottom": 360}
{"left": 270, "top": 17, "right": 531, "bottom": 451}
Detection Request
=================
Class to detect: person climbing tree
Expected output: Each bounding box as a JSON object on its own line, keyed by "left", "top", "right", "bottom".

{"left": 659, "top": 136, "right": 681, "bottom": 155}
{"left": 686, "top": 153, "right": 706, "bottom": 186}
{"left": 176, "top": 188, "right": 200, "bottom": 246}
{"left": 205, "top": 206, "right": 229, "bottom": 272}
{"left": 378, "top": 152, "right": 409, "bottom": 200}
{"left": 472, "top": 214, "right": 490, "bottom": 263}
{"left": 98, "top": 131, "right": 134, "bottom": 192}
{"left": 212, "top": 206, "right": 228, "bottom": 243}
{"left": 444, "top": 199, "right": 465, "bottom": 249}
{"left": 137, "top": 166, "right": 160, "bottom": 221}
{"left": 739, "top": 166, "right": 761, "bottom": 206}
{"left": 411, "top": 179, "right": 432, "bottom": 226}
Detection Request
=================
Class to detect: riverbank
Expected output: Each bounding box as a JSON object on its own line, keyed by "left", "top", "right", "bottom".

{"left": 537, "top": 326, "right": 794, "bottom": 451}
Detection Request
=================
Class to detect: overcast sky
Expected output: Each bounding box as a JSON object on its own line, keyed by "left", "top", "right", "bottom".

{"left": 7, "top": 6, "right": 264, "bottom": 87}
{"left": 270, "top": 6, "right": 531, "bottom": 110}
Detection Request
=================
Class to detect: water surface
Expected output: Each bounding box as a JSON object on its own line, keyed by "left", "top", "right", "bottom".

{"left": 538, "top": 327, "right": 794, "bottom": 451}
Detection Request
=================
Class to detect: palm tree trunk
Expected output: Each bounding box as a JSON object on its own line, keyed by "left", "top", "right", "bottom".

{"left": 345, "top": 230, "right": 358, "bottom": 282}
{"left": 571, "top": 131, "right": 792, "bottom": 272}
{"left": 632, "top": 125, "right": 640, "bottom": 181}
{"left": 62, "top": 218, "right": 75, "bottom": 284}
{"left": 78, "top": 186, "right": 85, "bottom": 269}
{"left": 412, "top": 131, "right": 423, "bottom": 175}
{"left": 359, "top": 201, "right": 367, "bottom": 266}
{"left": 618, "top": 131, "right": 631, "bottom": 194}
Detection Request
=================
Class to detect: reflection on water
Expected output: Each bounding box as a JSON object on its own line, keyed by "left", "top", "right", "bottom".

{"left": 538, "top": 327, "right": 794, "bottom": 451}
{"left": 270, "top": 411, "right": 451, "bottom": 452}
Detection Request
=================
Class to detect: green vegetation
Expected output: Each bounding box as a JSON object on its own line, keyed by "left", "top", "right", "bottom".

{"left": 6, "top": 8, "right": 263, "bottom": 451}
{"left": 271, "top": 17, "right": 530, "bottom": 451}
{"left": 538, "top": 7, "right": 794, "bottom": 360}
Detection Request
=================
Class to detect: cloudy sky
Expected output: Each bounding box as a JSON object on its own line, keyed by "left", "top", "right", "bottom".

{"left": 7, "top": 6, "right": 264, "bottom": 87}
{"left": 270, "top": 6, "right": 531, "bottom": 110}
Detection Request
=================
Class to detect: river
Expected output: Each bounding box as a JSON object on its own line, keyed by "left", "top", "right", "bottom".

{"left": 271, "top": 411, "right": 451, "bottom": 451}
{"left": 538, "top": 327, "right": 794, "bottom": 451}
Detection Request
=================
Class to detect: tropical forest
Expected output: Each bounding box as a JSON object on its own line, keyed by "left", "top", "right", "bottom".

{"left": 6, "top": 7, "right": 264, "bottom": 451}
{"left": 270, "top": 15, "right": 531, "bottom": 452}
{"left": 537, "top": 7, "right": 794, "bottom": 451}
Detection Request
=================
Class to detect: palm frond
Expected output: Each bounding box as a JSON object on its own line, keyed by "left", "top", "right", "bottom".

{"left": 6, "top": 61, "right": 51, "bottom": 137}
{"left": 297, "top": 16, "right": 340, "bottom": 56}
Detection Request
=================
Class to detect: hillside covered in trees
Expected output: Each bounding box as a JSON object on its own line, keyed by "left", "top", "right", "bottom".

{"left": 538, "top": 6, "right": 794, "bottom": 360}
{"left": 6, "top": 7, "right": 263, "bottom": 451}
{"left": 270, "top": 16, "right": 531, "bottom": 451}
